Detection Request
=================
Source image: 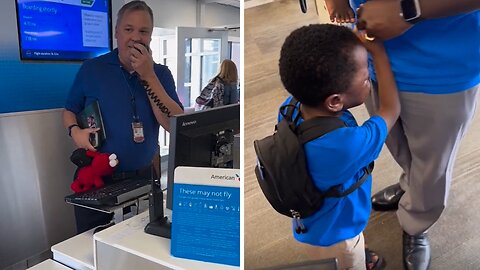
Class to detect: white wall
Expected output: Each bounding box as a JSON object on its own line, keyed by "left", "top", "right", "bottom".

{"left": 143, "top": 0, "right": 197, "bottom": 28}
{"left": 0, "top": 1, "right": 20, "bottom": 61}
{"left": 204, "top": 2, "right": 240, "bottom": 28}
{"left": 137, "top": 0, "right": 239, "bottom": 29}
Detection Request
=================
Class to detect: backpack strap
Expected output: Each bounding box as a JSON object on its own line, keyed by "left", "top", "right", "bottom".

{"left": 279, "top": 97, "right": 346, "bottom": 144}
{"left": 297, "top": 117, "right": 345, "bottom": 144}
{"left": 282, "top": 97, "right": 371, "bottom": 199}
{"left": 323, "top": 161, "right": 375, "bottom": 198}
{"left": 299, "top": 119, "right": 372, "bottom": 199}
{"left": 280, "top": 97, "right": 299, "bottom": 121}
{"left": 279, "top": 97, "right": 301, "bottom": 130}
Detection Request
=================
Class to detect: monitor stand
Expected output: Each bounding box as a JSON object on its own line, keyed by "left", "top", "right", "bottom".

{"left": 144, "top": 178, "right": 171, "bottom": 238}
{"left": 233, "top": 133, "right": 240, "bottom": 169}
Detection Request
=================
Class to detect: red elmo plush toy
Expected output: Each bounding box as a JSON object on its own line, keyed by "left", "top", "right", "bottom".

{"left": 70, "top": 149, "right": 119, "bottom": 193}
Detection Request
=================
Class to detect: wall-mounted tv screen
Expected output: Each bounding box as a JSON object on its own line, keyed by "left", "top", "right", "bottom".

{"left": 15, "top": 0, "right": 112, "bottom": 62}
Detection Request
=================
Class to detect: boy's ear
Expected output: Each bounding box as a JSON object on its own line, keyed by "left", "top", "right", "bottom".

{"left": 324, "top": 94, "right": 344, "bottom": 112}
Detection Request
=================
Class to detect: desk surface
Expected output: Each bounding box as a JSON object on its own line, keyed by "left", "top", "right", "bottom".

{"left": 94, "top": 211, "right": 238, "bottom": 270}
{"left": 51, "top": 228, "right": 95, "bottom": 270}
{"left": 27, "top": 259, "right": 72, "bottom": 270}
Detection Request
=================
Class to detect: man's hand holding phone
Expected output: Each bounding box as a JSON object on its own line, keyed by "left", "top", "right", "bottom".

{"left": 130, "top": 41, "right": 155, "bottom": 80}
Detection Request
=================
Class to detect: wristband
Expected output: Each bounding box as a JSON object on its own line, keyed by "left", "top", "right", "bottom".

{"left": 68, "top": 124, "right": 79, "bottom": 137}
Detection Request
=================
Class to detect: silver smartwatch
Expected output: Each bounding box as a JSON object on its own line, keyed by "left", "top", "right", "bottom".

{"left": 400, "top": 0, "right": 423, "bottom": 24}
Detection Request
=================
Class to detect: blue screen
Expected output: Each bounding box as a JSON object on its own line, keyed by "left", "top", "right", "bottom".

{"left": 15, "top": 0, "right": 112, "bottom": 61}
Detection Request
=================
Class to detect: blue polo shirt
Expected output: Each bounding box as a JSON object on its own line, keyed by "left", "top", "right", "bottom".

{"left": 65, "top": 49, "right": 183, "bottom": 172}
{"left": 351, "top": 0, "right": 480, "bottom": 94}
{"left": 278, "top": 96, "right": 387, "bottom": 246}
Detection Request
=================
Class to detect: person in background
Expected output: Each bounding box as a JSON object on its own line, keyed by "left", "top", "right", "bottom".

{"left": 216, "top": 59, "right": 239, "bottom": 105}
{"left": 322, "top": 0, "right": 479, "bottom": 269}
{"left": 277, "top": 24, "right": 399, "bottom": 270}
{"left": 196, "top": 59, "right": 239, "bottom": 110}
{"left": 63, "top": 0, "right": 183, "bottom": 233}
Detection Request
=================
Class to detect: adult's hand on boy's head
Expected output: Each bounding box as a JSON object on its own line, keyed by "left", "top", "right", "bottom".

{"left": 71, "top": 127, "right": 99, "bottom": 151}
{"left": 356, "top": 0, "right": 412, "bottom": 40}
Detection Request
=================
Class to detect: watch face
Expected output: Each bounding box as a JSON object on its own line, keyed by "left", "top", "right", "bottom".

{"left": 401, "top": 0, "right": 419, "bottom": 20}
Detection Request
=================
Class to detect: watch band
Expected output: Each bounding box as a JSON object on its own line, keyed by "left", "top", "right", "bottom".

{"left": 68, "top": 124, "right": 79, "bottom": 137}
{"left": 407, "top": 16, "right": 424, "bottom": 24}
{"left": 407, "top": 17, "right": 423, "bottom": 24}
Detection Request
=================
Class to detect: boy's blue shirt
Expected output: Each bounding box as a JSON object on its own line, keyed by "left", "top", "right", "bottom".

{"left": 278, "top": 96, "right": 387, "bottom": 246}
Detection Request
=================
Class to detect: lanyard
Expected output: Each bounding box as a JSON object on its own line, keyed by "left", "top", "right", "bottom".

{"left": 121, "top": 68, "right": 140, "bottom": 122}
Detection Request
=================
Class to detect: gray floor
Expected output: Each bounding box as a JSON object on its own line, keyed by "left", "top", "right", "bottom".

{"left": 244, "top": 1, "right": 480, "bottom": 269}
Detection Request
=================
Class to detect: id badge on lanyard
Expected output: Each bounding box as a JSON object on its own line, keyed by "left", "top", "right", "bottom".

{"left": 132, "top": 121, "right": 145, "bottom": 143}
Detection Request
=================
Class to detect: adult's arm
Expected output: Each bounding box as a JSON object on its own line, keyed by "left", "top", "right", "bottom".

{"left": 357, "top": 0, "right": 480, "bottom": 40}
{"left": 130, "top": 43, "right": 184, "bottom": 131}
{"left": 226, "top": 84, "right": 239, "bottom": 105}
{"left": 63, "top": 64, "right": 98, "bottom": 151}
{"left": 230, "top": 85, "right": 239, "bottom": 104}
{"left": 63, "top": 109, "right": 98, "bottom": 151}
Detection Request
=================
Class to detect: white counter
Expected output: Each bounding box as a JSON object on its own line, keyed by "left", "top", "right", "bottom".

{"left": 51, "top": 228, "right": 95, "bottom": 270}
{"left": 93, "top": 211, "right": 238, "bottom": 270}
{"left": 27, "top": 259, "right": 72, "bottom": 270}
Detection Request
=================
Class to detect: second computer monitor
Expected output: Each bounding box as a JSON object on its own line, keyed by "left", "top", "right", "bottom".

{"left": 166, "top": 104, "right": 240, "bottom": 210}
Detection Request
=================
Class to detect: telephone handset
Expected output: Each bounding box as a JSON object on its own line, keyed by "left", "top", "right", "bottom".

{"left": 133, "top": 41, "right": 150, "bottom": 54}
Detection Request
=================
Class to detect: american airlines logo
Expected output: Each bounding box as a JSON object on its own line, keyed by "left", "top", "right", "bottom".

{"left": 182, "top": 120, "right": 197, "bottom": 127}
{"left": 211, "top": 174, "right": 240, "bottom": 181}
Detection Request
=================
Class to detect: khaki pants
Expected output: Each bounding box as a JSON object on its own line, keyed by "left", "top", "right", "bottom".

{"left": 303, "top": 232, "right": 366, "bottom": 270}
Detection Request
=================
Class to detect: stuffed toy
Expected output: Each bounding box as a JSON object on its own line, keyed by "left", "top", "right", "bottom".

{"left": 70, "top": 148, "right": 119, "bottom": 193}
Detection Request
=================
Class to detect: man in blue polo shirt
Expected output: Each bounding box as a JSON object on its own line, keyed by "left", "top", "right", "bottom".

{"left": 63, "top": 1, "right": 183, "bottom": 233}
{"left": 353, "top": 0, "right": 480, "bottom": 269}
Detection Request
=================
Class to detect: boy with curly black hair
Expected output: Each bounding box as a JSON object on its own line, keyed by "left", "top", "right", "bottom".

{"left": 277, "top": 24, "right": 399, "bottom": 270}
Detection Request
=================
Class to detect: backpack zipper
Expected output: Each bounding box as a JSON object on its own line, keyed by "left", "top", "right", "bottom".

{"left": 290, "top": 210, "right": 307, "bottom": 234}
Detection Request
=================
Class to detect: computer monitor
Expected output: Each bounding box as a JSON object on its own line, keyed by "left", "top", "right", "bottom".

{"left": 145, "top": 104, "right": 240, "bottom": 238}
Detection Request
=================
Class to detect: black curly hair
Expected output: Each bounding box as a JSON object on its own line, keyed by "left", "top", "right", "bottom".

{"left": 279, "top": 24, "right": 362, "bottom": 107}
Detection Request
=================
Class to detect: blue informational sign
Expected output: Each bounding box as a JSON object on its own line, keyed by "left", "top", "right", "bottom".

{"left": 15, "top": 0, "right": 112, "bottom": 61}
{"left": 171, "top": 167, "right": 240, "bottom": 267}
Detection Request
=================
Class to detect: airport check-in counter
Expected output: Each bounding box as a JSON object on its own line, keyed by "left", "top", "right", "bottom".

{"left": 50, "top": 210, "right": 238, "bottom": 270}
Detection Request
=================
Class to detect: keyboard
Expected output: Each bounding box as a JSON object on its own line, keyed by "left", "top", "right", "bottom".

{"left": 65, "top": 177, "right": 151, "bottom": 206}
